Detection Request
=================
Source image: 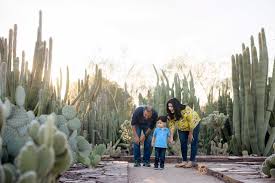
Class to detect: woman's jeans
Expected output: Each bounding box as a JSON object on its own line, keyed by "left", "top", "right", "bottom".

{"left": 178, "top": 123, "right": 200, "bottom": 162}
{"left": 133, "top": 126, "right": 153, "bottom": 163}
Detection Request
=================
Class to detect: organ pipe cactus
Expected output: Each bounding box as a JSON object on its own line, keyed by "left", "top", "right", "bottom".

{"left": 231, "top": 28, "right": 275, "bottom": 155}
{"left": 0, "top": 11, "right": 67, "bottom": 115}
{"left": 152, "top": 65, "right": 200, "bottom": 116}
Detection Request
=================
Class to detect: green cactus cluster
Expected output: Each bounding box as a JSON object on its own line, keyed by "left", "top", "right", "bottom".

{"left": 75, "top": 75, "right": 133, "bottom": 146}
{"left": 231, "top": 28, "right": 275, "bottom": 156}
{"left": 36, "top": 105, "right": 93, "bottom": 166}
{"left": 76, "top": 142, "right": 106, "bottom": 168}
{"left": 151, "top": 65, "right": 200, "bottom": 116}
{"left": 88, "top": 144, "right": 107, "bottom": 168}
{"left": 15, "top": 114, "right": 72, "bottom": 183}
{"left": 210, "top": 141, "right": 229, "bottom": 156}
{"left": 262, "top": 154, "right": 275, "bottom": 178}
{"left": 119, "top": 120, "right": 133, "bottom": 144}
{"left": 1, "top": 86, "right": 34, "bottom": 159}
{"left": 199, "top": 111, "right": 230, "bottom": 155}
{"left": 104, "top": 141, "right": 122, "bottom": 158}
{"left": 0, "top": 11, "right": 70, "bottom": 117}
{"left": 0, "top": 112, "right": 72, "bottom": 183}
{"left": 205, "top": 79, "right": 233, "bottom": 117}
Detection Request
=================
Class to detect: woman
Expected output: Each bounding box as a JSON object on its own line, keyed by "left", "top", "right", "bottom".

{"left": 167, "top": 98, "right": 201, "bottom": 168}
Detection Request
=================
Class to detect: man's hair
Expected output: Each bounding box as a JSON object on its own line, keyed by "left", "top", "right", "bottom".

{"left": 144, "top": 106, "right": 153, "bottom": 113}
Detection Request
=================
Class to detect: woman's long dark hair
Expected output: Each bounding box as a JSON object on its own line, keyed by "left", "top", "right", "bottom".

{"left": 166, "top": 98, "right": 186, "bottom": 120}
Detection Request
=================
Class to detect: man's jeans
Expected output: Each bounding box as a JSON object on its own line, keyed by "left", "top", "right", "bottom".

{"left": 133, "top": 126, "right": 152, "bottom": 163}
{"left": 178, "top": 123, "right": 200, "bottom": 162}
{"left": 154, "top": 147, "right": 166, "bottom": 168}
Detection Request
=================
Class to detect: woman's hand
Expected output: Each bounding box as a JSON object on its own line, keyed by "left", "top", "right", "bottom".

{"left": 169, "top": 136, "right": 174, "bottom": 144}
{"left": 188, "top": 133, "right": 193, "bottom": 143}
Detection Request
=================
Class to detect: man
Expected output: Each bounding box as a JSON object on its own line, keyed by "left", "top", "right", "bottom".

{"left": 131, "top": 105, "right": 158, "bottom": 167}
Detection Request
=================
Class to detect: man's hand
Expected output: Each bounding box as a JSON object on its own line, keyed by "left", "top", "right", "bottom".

{"left": 140, "top": 134, "right": 145, "bottom": 144}
{"left": 134, "top": 135, "right": 140, "bottom": 144}
{"left": 151, "top": 141, "right": 154, "bottom": 147}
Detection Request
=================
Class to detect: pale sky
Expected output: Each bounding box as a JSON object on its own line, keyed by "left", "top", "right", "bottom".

{"left": 1, "top": 0, "right": 275, "bottom": 104}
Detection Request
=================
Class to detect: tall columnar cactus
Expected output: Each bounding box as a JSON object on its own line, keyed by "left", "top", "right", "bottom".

{"left": 231, "top": 28, "right": 275, "bottom": 155}
{"left": 152, "top": 66, "right": 201, "bottom": 116}
{"left": 0, "top": 62, "right": 7, "bottom": 101}
{"left": 73, "top": 68, "right": 133, "bottom": 145}
{"left": 0, "top": 11, "right": 68, "bottom": 116}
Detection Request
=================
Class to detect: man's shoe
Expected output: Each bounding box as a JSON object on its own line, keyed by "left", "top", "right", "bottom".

{"left": 134, "top": 161, "right": 141, "bottom": 167}
{"left": 143, "top": 162, "right": 151, "bottom": 167}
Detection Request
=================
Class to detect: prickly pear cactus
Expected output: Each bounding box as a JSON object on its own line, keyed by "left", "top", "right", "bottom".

{"left": 26, "top": 111, "right": 35, "bottom": 121}
{"left": 1, "top": 90, "right": 32, "bottom": 158}
{"left": 67, "top": 118, "right": 81, "bottom": 131}
{"left": 210, "top": 141, "right": 229, "bottom": 156}
{"left": 1, "top": 163, "right": 17, "bottom": 183}
{"left": 62, "top": 105, "right": 77, "bottom": 120}
{"left": 104, "top": 142, "right": 121, "bottom": 158}
{"left": 16, "top": 114, "right": 72, "bottom": 183}
{"left": 36, "top": 105, "right": 96, "bottom": 167}
{"left": 89, "top": 152, "right": 101, "bottom": 168}
{"left": 15, "top": 85, "right": 26, "bottom": 107}
{"left": 2, "top": 98, "right": 12, "bottom": 119}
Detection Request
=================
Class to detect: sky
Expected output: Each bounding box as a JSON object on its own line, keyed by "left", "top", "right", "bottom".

{"left": 1, "top": 0, "right": 275, "bottom": 104}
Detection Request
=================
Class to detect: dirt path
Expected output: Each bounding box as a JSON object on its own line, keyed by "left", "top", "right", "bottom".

{"left": 128, "top": 163, "right": 223, "bottom": 183}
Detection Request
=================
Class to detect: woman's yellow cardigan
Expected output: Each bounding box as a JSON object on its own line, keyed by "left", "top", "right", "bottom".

{"left": 168, "top": 106, "right": 201, "bottom": 132}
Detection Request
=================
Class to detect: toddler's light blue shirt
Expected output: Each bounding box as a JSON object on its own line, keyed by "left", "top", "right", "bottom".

{"left": 153, "top": 127, "right": 170, "bottom": 148}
